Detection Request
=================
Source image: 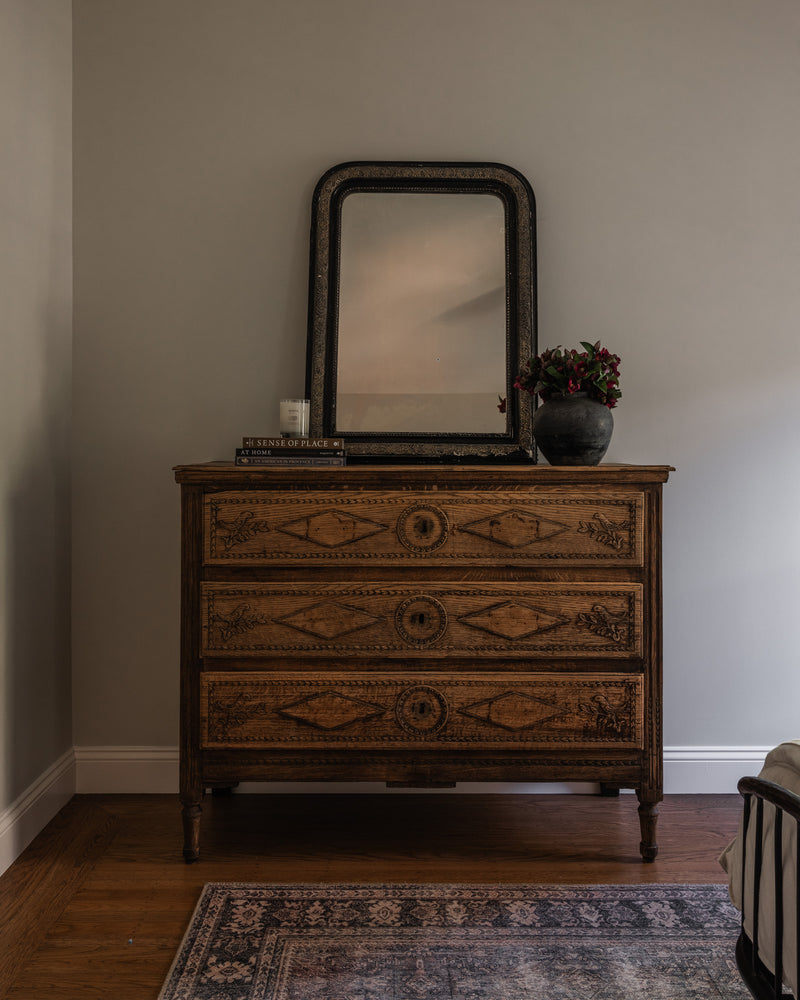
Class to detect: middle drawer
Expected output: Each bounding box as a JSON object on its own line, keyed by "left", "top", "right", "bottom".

{"left": 201, "top": 582, "right": 642, "bottom": 659}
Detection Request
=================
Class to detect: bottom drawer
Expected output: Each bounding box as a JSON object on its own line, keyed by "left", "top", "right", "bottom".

{"left": 200, "top": 672, "right": 643, "bottom": 750}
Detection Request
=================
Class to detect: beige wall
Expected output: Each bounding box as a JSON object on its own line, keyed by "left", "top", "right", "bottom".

{"left": 0, "top": 0, "right": 72, "bottom": 812}
{"left": 71, "top": 0, "right": 800, "bottom": 753}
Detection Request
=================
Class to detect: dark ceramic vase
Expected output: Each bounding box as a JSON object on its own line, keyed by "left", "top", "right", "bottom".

{"left": 532, "top": 392, "right": 614, "bottom": 466}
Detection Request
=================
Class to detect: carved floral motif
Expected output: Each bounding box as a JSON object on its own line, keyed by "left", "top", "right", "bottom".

{"left": 210, "top": 603, "right": 268, "bottom": 643}
{"left": 576, "top": 603, "right": 629, "bottom": 644}
{"left": 207, "top": 690, "right": 267, "bottom": 740}
{"left": 215, "top": 510, "right": 270, "bottom": 551}
{"left": 577, "top": 512, "right": 630, "bottom": 550}
{"left": 577, "top": 692, "right": 632, "bottom": 738}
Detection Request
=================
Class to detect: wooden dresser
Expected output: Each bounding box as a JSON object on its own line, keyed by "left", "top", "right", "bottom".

{"left": 174, "top": 462, "right": 671, "bottom": 862}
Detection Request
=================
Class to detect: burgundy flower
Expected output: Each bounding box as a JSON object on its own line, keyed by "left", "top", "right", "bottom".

{"left": 513, "top": 341, "right": 621, "bottom": 408}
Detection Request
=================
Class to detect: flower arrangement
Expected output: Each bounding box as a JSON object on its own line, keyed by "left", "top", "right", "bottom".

{"left": 514, "top": 340, "right": 622, "bottom": 409}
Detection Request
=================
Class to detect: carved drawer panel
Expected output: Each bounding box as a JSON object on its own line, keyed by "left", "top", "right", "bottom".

{"left": 200, "top": 671, "right": 644, "bottom": 750}
{"left": 201, "top": 582, "right": 642, "bottom": 658}
{"left": 204, "top": 491, "right": 644, "bottom": 565}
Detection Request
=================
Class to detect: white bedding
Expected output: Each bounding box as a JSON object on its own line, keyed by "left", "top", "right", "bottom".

{"left": 719, "top": 740, "right": 800, "bottom": 996}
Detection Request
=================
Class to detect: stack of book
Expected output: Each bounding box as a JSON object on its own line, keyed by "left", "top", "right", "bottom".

{"left": 234, "top": 436, "right": 346, "bottom": 466}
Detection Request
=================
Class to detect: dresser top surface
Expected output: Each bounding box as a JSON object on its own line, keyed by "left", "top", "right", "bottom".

{"left": 174, "top": 462, "right": 673, "bottom": 487}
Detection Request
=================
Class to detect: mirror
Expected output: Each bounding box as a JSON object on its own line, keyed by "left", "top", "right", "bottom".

{"left": 306, "top": 162, "right": 536, "bottom": 462}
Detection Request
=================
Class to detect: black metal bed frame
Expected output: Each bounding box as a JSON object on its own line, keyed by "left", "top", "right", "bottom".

{"left": 736, "top": 776, "right": 800, "bottom": 999}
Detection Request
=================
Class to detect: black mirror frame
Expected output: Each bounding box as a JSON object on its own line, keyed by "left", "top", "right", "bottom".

{"left": 305, "top": 161, "right": 537, "bottom": 463}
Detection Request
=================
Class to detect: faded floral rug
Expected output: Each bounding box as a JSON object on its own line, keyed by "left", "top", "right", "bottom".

{"left": 159, "top": 882, "right": 749, "bottom": 999}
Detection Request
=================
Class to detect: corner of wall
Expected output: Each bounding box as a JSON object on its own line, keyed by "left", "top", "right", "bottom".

{"left": 0, "top": 750, "right": 76, "bottom": 877}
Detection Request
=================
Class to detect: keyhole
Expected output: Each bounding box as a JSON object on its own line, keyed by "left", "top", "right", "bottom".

{"left": 395, "top": 684, "right": 447, "bottom": 734}
{"left": 412, "top": 698, "right": 431, "bottom": 719}
{"left": 412, "top": 611, "right": 426, "bottom": 627}
{"left": 417, "top": 516, "right": 432, "bottom": 537}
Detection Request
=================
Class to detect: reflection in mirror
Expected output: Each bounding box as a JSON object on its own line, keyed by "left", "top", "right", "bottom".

{"left": 306, "top": 162, "right": 536, "bottom": 462}
{"left": 337, "top": 192, "right": 507, "bottom": 434}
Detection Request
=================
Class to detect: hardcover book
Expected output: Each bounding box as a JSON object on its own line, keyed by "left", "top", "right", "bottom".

{"left": 234, "top": 453, "right": 346, "bottom": 467}
{"left": 237, "top": 447, "right": 344, "bottom": 458}
{"left": 241, "top": 437, "right": 345, "bottom": 450}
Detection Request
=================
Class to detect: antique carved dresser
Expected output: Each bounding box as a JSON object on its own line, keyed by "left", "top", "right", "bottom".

{"left": 174, "top": 462, "right": 671, "bottom": 862}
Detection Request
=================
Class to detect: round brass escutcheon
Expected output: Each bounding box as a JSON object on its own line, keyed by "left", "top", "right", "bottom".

{"left": 396, "top": 504, "right": 449, "bottom": 552}
{"left": 396, "top": 685, "right": 449, "bottom": 735}
{"left": 395, "top": 595, "right": 447, "bottom": 646}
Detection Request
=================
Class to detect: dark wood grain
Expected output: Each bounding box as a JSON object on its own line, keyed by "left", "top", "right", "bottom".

{"left": 176, "top": 463, "right": 672, "bottom": 861}
{"left": 1, "top": 791, "right": 739, "bottom": 1000}
{"left": 0, "top": 798, "right": 119, "bottom": 998}
{"left": 174, "top": 462, "right": 673, "bottom": 487}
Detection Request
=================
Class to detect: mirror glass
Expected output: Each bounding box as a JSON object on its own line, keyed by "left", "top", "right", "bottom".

{"left": 306, "top": 162, "right": 536, "bottom": 461}
{"left": 337, "top": 192, "right": 507, "bottom": 434}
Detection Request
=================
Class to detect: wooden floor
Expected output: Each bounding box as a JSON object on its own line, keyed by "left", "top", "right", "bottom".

{"left": 0, "top": 791, "right": 742, "bottom": 999}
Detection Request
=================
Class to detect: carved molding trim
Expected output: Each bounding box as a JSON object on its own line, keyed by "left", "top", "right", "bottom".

{"left": 223, "top": 756, "right": 643, "bottom": 769}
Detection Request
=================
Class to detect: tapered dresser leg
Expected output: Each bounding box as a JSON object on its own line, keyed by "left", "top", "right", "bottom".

{"left": 181, "top": 800, "right": 202, "bottom": 863}
{"left": 637, "top": 793, "right": 659, "bottom": 861}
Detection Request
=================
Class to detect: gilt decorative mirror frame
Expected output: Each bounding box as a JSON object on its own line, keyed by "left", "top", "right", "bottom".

{"left": 305, "top": 161, "right": 536, "bottom": 462}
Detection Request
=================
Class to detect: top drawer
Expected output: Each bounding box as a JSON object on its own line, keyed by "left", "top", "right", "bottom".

{"left": 204, "top": 490, "right": 644, "bottom": 566}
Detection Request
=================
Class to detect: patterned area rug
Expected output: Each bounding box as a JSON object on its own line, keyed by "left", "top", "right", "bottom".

{"left": 159, "top": 882, "right": 749, "bottom": 999}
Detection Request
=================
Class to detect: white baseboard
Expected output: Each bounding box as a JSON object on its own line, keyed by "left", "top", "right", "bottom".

{"left": 0, "top": 745, "right": 773, "bottom": 877}
{"left": 663, "top": 746, "right": 772, "bottom": 794}
{"left": 72, "top": 745, "right": 773, "bottom": 796}
{"left": 74, "top": 746, "right": 180, "bottom": 793}
{"left": 0, "top": 749, "right": 75, "bottom": 877}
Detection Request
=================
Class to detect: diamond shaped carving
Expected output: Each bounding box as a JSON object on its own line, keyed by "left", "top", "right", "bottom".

{"left": 459, "top": 691, "right": 565, "bottom": 731}
{"left": 276, "top": 601, "right": 382, "bottom": 639}
{"left": 460, "top": 509, "right": 567, "bottom": 549}
{"left": 279, "top": 691, "right": 385, "bottom": 730}
{"left": 278, "top": 510, "right": 387, "bottom": 548}
{"left": 459, "top": 601, "right": 567, "bottom": 640}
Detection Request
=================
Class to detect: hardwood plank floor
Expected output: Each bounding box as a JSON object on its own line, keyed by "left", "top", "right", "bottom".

{"left": 0, "top": 791, "right": 742, "bottom": 999}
